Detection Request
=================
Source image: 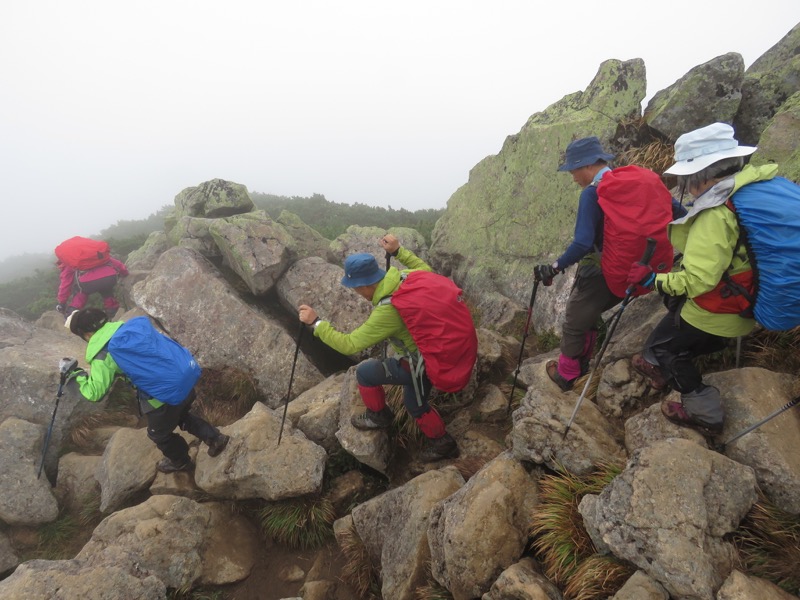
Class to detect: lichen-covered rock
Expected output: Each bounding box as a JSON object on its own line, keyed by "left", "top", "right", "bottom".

{"left": 429, "top": 59, "right": 645, "bottom": 334}
{"left": 644, "top": 52, "right": 744, "bottom": 141}
{"left": 734, "top": 23, "right": 800, "bottom": 145}
{"left": 751, "top": 90, "right": 800, "bottom": 183}
{"left": 173, "top": 178, "right": 254, "bottom": 219}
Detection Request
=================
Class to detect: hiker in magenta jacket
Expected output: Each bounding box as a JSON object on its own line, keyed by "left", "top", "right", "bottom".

{"left": 57, "top": 256, "right": 129, "bottom": 319}
{"left": 298, "top": 233, "right": 459, "bottom": 462}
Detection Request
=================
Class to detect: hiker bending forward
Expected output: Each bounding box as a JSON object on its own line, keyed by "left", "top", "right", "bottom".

{"left": 64, "top": 308, "right": 230, "bottom": 473}
{"left": 298, "top": 234, "right": 459, "bottom": 462}
{"left": 627, "top": 123, "right": 769, "bottom": 435}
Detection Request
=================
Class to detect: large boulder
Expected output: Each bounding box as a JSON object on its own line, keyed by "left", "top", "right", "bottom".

{"left": 330, "top": 225, "right": 428, "bottom": 265}
{"left": 579, "top": 438, "right": 758, "bottom": 600}
{"left": 208, "top": 210, "right": 297, "bottom": 296}
{"left": 132, "top": 246, "right": 323, "bottom": 407}
{"left": 734, "top": 23, "right": 800, "bottom": 146}
{"left": 510, "top": 353, "right": 626, "bottom": 475}
{"left": 172, "top": 178, "right": 255, "bottom": 220}
{"left": 276, "top": 210, "right": 337, "bottom": 263}
{"left": 643, "top": 52, "right": 744, "bottom": 141}
{"left": 0, "top": 417, "right": 58, "bottom": 526}
{"left": 428, "top": 58, "right": 646, "bottom": 334}
{"left": 193, "top": 402, "right": 326, "bottom": 501}
{"left": 95, "top": 427, "right": 161, "bottom": 513}
{"left": 751, "top": 90, "right": 800, "bottom": 183}
{"left": 428, "top": 453, "right": 538, "bottom": 599}
{"left": 0, "top": 309, "right": 101, "bottom": 478}
{"left": 350, "top": 466, "right": 464, "bottom": 600}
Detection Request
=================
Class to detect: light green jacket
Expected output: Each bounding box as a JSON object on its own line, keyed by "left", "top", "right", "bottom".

{"left": 314, "top": 247, "right": 431, "bottom": 356}
{"left": 654, "top": 164, "right": 778, "bottom": 337}
{"left": 72, "top": 320, "right": 165, "bottom": 408}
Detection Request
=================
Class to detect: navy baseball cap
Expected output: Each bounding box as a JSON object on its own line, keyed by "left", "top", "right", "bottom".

{"left": 341, "top": 253, "right": 386, "bottom": 288}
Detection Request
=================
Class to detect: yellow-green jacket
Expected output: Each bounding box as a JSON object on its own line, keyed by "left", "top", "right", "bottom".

{"left": 654, "top": 164, "right": 778, "bottom": 337}
{"left": 313, "top": 247, "right": 431, "bottom": 355}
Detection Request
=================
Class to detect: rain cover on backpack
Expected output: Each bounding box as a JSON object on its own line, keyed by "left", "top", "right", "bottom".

{"left": 108, "top": 317, "right": 201, "bottom": 405}
{"left": 387, "top": 270, "right": 477, "bottom": 392}
{"left": 729, "top": 176, "right": 800, "bottom": 330}
{"left": 597, "top": 165, "right": 675, "bottom": 297}
{"left": 55, "top": 236, "right": 111, "bottom": 270}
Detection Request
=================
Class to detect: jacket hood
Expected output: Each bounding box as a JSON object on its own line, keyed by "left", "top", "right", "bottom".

{"left": 86, "top": 321, "right": 124, "bottom": 361}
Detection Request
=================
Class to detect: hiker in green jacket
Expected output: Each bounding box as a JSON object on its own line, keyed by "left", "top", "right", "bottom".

{"left": 627, "top": 122, "right": 772, "bottom": 434}
{"left": 298, "top": 234, "right": 459, "bottom": 462}
{"left": 64, "top": 308, "right": 230, "bottom": 473}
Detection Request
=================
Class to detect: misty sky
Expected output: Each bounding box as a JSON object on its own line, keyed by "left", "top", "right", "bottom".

{"left": 1, "top": 1, "right": 798, "bottom": 261}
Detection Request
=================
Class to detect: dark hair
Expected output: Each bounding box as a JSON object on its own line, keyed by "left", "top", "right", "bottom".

{"left": 69, "top": 308, "right": 108, "bottom": 338}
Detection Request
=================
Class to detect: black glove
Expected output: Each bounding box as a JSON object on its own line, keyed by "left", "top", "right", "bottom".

{"left": 534, "top": 264, "right": 560, "bottom": 286}
{"left": 656, "top": 281, "right": 685, "bottom": 313}
{"left": 56, "top": 304, "right": 65, "bottom": 314}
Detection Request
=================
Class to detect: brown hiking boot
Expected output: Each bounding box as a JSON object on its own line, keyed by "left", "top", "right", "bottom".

{"left": 546, "top": 360, "right": 575, "bottom": 392}
{"left": 660, "top": 400, "right": 723, "bottom": 436}
{"left": 631, "top": 354, "right": 668, "bottom": 391}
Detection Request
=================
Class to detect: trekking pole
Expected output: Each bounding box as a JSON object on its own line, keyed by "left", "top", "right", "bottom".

{"left": 278, "top": 322, "right": 304, "bottom": 446}
{"left": 382, "top": 251, "right": 391, "bottom": 361}
{"left": 563, "top": 238, "right": 657, "bottom": 440}
{"left": 508, "top": 279, "right": 540, "bottom": 412}
{"left": 38, "top": 358, "right": 78, "bottom": 479}
{"left": 715, "top": 395, "right": 800, "bottom": 452}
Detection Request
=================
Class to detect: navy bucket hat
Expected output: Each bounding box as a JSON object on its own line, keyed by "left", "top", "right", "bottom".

{"left": 341, "top": 253, "right": 386, "bottom": 288}
{"left": 557, "top": 136, "right": 615, "bottom": 171}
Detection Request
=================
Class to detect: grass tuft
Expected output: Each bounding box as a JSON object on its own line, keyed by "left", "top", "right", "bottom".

{"left": 193, "top": 367, "right": 261, "bottom": 426}
{"left": 732, "top": 491, "right": 800, "bottom": 595}
{"left": 529, "top": 462, "right": 625, "bottom": 596}
{"left": 562, "top": 554, "right": 634, "bottom": 600}
{"left": 339, "top": 520, "right": 381, "bottom": 599}
{"left": 257, "top": 495, "right": 336, "bottom": 550}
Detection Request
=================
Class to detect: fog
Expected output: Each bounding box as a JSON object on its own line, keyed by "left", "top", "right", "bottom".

{"left": 1, "top": 0, "right": 797, "bottom": 261}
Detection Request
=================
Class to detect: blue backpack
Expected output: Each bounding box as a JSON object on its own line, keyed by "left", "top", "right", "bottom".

{"left": 730, "top": 176, "right": 800, "bottom": 331}
{"left": 108, "top": 317, "right": 201, "bottom": 405}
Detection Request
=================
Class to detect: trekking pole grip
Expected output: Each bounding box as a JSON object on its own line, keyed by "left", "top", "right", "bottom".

{"left": 639, "top": 237, "right": 657, "bottom": 266}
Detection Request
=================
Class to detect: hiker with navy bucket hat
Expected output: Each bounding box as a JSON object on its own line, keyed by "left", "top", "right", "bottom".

{"left": 534, "top": 136, "right": 621, "bottom": 391}
{"left": 298, "top": 234, "right": 462, "bottom": 463}
{"left": 627, "top": 122, "right": 770, "bottom": 435}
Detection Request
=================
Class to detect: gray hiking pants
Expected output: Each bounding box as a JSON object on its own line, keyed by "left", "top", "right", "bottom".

{"left": 561, "top": 265, "right": 622, "bottom": 358}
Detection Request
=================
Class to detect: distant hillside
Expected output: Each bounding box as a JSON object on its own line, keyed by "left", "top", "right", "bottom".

{"left": 251, "top": 192, "right": 444, "bottom": 244}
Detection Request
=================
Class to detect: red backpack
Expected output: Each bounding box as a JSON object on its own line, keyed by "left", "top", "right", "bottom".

{"left": 383, "top": 270, "right": 478, "bottom": 393}
{"left": 596, "top": 165, "right": 674, "bottom": 297}
{"left": 55, "top": 236, "right": 111, "bottom": 271}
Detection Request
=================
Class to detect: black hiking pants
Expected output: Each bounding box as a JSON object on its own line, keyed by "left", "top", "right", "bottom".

{"left": 145, "top": 389, "right": 220, "bottom": 464}
{"left": 643, "top": 311, "right": 728, "bottom": 393}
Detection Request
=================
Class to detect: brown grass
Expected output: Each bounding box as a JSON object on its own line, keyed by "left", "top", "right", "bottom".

{"left": 617, "top": 139, "right": 675, "bottom": 175}
{"left": 193, "top": 366, "right": 261, "bottom": 426}
{"left": 339, "top": 520, "right": 381, "bottom": 599}
{"left": 562, "top": 554, "right": 634, "bottom": 600}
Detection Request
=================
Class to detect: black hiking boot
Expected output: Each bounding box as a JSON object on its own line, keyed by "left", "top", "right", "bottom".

{"left": 351, "top": 407, "right": 394, "bottom": 430}
{"left": 207, "top": 434, "right": 230, "bottom": 457}
{"left": 157, "top": 457, "right": 193, "bottom": 474}
{"left": 418, "top": 433, "right": 460, "bottom": 462}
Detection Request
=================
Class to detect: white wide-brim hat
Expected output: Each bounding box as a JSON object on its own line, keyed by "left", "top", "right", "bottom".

{"left": 664, "top": 122, "right": 756, "bottom": 176}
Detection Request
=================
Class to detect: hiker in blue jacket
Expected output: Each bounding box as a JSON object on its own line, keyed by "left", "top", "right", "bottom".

{"left": 534, "top": 137, "right": 618, "bottom": 391}
{"left": 64, "top": 308, "right": 230, "bottom": 473}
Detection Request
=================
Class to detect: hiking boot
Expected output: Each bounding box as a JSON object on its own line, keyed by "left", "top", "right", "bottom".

{"left": 207, "top": 434, "right": 230, "bottom": 457}
{"left": 546, "top": 360, "right": 575, "bottom": 392}
{"left": 156, "top": 457, "right": 193, "bottom": 474}
{"left": 418, "top": 433, "right": 460, "bottom": 462}
{"left": 351, "top": 407, "right": 394, "bottom": 430}
{"left": 660, "top": 400, "right": 723, "bottom": 436}
{"left": 631, "top": 354, "right": 668, "bottom": 391}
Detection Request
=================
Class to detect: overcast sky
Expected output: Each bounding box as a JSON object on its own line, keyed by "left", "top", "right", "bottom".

{"left": 1, "top": 1, "right": 798, "bottom": 261}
